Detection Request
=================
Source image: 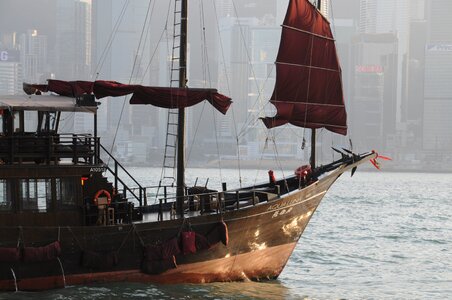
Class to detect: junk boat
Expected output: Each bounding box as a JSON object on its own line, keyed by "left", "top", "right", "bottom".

{"left": 0, "top": 0, "right": 383, "bottom": 291}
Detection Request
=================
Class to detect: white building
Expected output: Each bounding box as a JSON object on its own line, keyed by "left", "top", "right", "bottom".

{"left": 0, "top": 49, "right": 22, "bottom": 95}
{"left": 19, "top": 30, "right": 48, "bottom": 83}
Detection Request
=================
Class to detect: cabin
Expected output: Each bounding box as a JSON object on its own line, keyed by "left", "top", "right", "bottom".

{"left": 0, "top": 94, "right": 143, "bottom": 227}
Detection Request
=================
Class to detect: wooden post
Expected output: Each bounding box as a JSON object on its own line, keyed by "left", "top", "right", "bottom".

{"left": 164, "top": 186, "right": 167, "bottom": 204}
{"left": 158, "top": 199, "right": 163, "bottom": 221}
{"left": 114, "top": 162, "right": 118, "bottom": 191}
{"left": 310, "top": 129, "right": 316, "bottom": 169}
{"left": 176, "top": 0, "right": 188, "bottom": 219}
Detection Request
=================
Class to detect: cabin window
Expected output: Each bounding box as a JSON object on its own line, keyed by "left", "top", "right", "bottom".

{"left": 38, "top": 111, "right": 58, "bottom": 133}
{"left": 20, "top": 179, "right": 51, "bottom": 211}
{"left": 0, "top": 110, "right": 3, "bottom": 133}
{"left": 24, "top": 111, "right": 38, "bottom": 132}
{"left": 0, "top": 180, "right": 13, "bottom": 211}
{"left": 13, "top": 111, "right": 22, "bottom": 133}
{"left": 56, "top": 178, "right": 78, "bottom": 209}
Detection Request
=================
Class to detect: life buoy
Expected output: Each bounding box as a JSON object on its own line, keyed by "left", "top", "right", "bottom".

{"left": 93, "top": 189, "right": 111, "bottom": 206}
{"left": 295, "top": 165, "right": 312, "bottom": 178}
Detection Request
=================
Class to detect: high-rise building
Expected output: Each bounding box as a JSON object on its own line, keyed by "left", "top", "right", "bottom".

{"left": 350, "top": 33, "right": 398, "bottom": 151}
{"left": 422, "top": 0, "right": 452, "bottom": 152}
{"left": 404, "top": 20, "right": 427, "bottom": 124}
{"left": 19, "top": 30, "right": 48, "bottom": 83}
{"left": 318, "top": 0, "right": 330, "bottom": 18}
{"left": 410, "top": 0, "right": 425, "bottom": 20}
{"left": 426, "top": 0, "right": 452, "bottom": 43}
{"left": 0, "top": 49, "right": 22, "bottom": 95}
{"left": 54, "top": 0, "right": 93, "bottom": 134}
{"left": 358, "top": 0, "right": 377, "bottom": 33}
{"left": 423, "top": 44, "right": 452, "bottom": 151}
{"left": 359, "top": 0, "right": 410, "bottom": 128}
{"left": 55, "top": 0, "right": 92, "bottom": 80}
{"left": 359, "top": 0, "right": 409, "bottom": 37}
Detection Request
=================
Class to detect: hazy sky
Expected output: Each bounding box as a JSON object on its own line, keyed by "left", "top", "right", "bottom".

{"left": 0, "top": 0, "right": 56, "bottom": 44}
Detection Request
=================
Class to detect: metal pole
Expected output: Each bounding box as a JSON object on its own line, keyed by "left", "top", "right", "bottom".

{"left": 176, "top": 0, "right": 188, "bottom": 219}
{"left": 310, "top": 129, "right": 316, "bottom": 169}
{"left": 311, "top": 0, "right": 320, "bottom": 169}
{"left": 94, "top": 111, "right": 98, "bottom": 164}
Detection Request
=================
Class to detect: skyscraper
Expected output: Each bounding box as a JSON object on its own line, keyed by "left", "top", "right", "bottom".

{"left": 0, "top": 49, "right": 22, "bottom": 95}
{"left": 319, "top": 0, "right": 330, "bottom": 18}
{"left": 422, "top": 0, "right": 452, "bottom": 152}
{"left": 19, "top": 30, "right": 48, "bottom": 83}
{"left": 350, "top": 33, "right": 398, "bottom": 151}
{"left": 55, "top": 0, "right": 92, "bottom": 80}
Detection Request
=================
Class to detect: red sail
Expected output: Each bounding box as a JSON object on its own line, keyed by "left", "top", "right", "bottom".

{"left": 262, "top": 0, "right": 347, "bottom": 135}
{"left": 24, "top": 80, "right": 232, "bottom": 115}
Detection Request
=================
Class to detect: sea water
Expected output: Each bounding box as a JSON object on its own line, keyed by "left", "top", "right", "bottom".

{"left": 1, "top": 169, "right": 451, "bottom": 299}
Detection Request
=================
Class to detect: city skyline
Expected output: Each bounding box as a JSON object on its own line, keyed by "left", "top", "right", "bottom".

{"left": 0, "top": 0, "right": 451, "bottom": 171}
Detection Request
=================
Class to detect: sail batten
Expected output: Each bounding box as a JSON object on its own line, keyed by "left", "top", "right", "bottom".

{"left": 282, "top": 25, "right": 335, "bottom": 41}
{"left": 263, "top": 0, "right": 347, "bottom": 135}
{"left": 276, "top": 62, "right": 340, "bottom": 73}
{"left": 270, "top": 100, "right": 344, "bottom": 107}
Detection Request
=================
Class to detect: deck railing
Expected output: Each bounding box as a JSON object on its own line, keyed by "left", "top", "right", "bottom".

{"left": 0, "top": 133, "right": 98, "bottom": 165}
{"left": 144, "top": 185, "right": 282, "bottom": 221}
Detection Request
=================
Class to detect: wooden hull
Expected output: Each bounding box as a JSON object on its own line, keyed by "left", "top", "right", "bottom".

{"left": 0, "top": 159, "right": 370, "bottom": 291}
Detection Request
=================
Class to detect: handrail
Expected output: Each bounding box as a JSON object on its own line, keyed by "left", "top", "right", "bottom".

{"left": 103, "top": 163, "right": 144, "bottom": 206}
{"left": 152, "top": 187, "right": 281, "bottom": 221}
{"left": 159, "top": 188, "right": 275, "bottom": 203}
{"left": 99, "top": 144, "right": 142, "bottom": 188}
{"left": 98, "top": 143, "right": 147, "bottom": 206}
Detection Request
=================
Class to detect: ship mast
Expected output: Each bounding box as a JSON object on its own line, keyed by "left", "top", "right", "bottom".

{"left": 176, "top": 0, "right": 188, "bottom": 218}
{"left": 310, "top": 0, "right": 321, "bottom": 170}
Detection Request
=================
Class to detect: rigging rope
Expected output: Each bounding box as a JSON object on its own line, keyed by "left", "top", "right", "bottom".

{"left": 212, "top": 0, "right": 243, "bottom": 187}
{"left": 252, "top": 136, "right": 270, "bottom": 187}
{"left": 92, "top": 0, "right": 131, "bottom": 79}
{"left": 200, "top": 0, "right": 210, "bottom": 86}
{"left": 230, "top": 0, "right": 271, "bottom": 139}
{"left": 129, "top": 0, "right": 154, "bottom": 82}
{"left": 270, "top": 131, "right": 287, "bottom": 181}
{"left": 326, "top": 0, "right": 352, "bottom": 154}
{"left": 107, "top": 0, "right": 155, "bottom": 168}
{"left": 134, "top": 1, "right": 157, "bottom": 80}
{"left": 237, "top": 64, "right": 275, "bottom": 139}
{"left": 185, "top": 0, "right": 226, "bottom": 184}
{"left": 186, "top": 0, "right": 211, "bottom": 170}
{"left": 202, "top": 0, "right": 223, "bottom": 184}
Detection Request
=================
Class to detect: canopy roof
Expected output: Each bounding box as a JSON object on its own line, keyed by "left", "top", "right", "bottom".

{"left": 0, "top": 94, "right": 97, "bottom": 113}
{"left": 24, "top": 80, "right": 232, "bottom": 115}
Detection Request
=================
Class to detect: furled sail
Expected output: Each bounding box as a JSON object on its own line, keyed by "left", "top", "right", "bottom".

{"left": 262, "top": 0, "right": 347, "bottom": 135}
{"left": 24, "top": 80, "right": 232, "bottom": 115}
